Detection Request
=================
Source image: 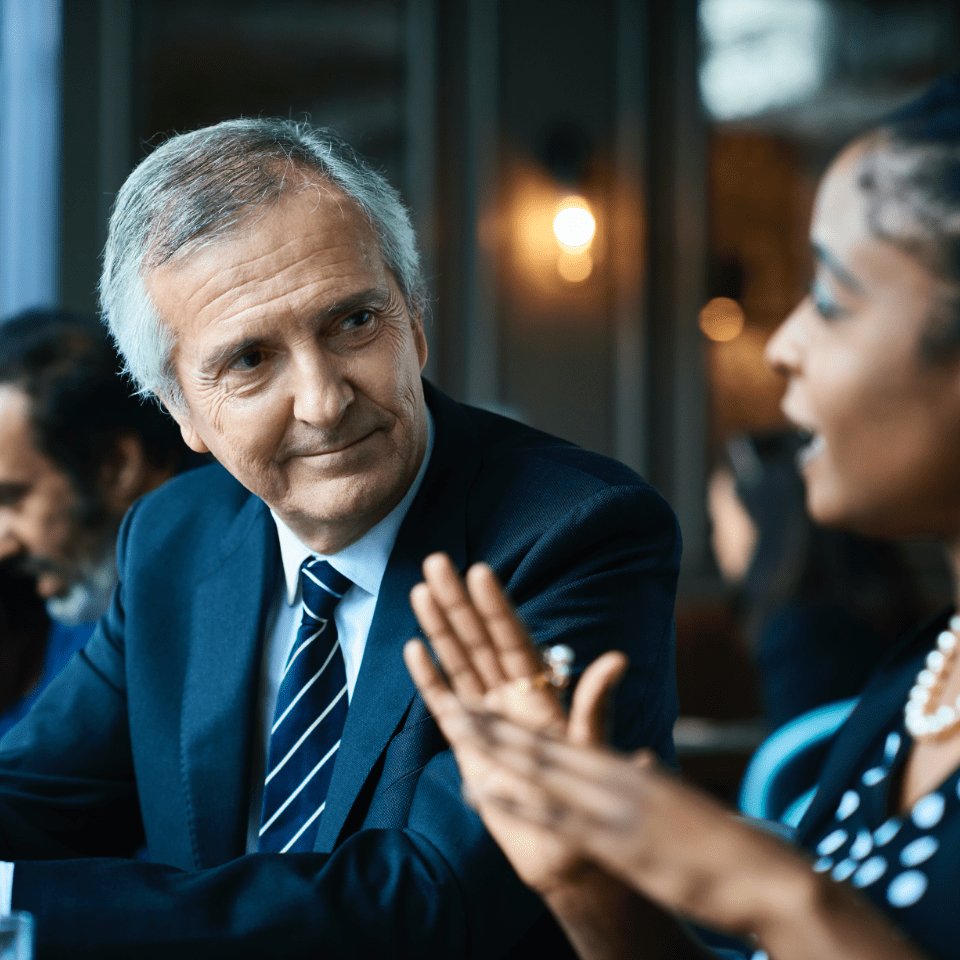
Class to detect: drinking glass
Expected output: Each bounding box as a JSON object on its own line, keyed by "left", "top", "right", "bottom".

{"left": 0, "top": 913, "right": 32, "bottom": 959}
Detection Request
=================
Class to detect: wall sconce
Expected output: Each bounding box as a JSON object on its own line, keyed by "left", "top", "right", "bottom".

{"left": 553, "top": 195, "right": 596, "bottom": 283}
{"left": 500, "top": 120, "right": 604, "bottom": 305}
{"left": 540, "top": 120, "right": 598, "bottom": 286}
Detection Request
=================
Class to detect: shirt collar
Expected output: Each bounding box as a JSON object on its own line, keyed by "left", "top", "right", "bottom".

{"left": 271, "top": 408, "right": 435, "bottom": 605}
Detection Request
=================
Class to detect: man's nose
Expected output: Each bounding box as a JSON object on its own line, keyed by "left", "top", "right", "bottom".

{"left": 0, "top": 516, "right": 22, "bottom": 564}
{"left": 291, "top": 347, "right": 355, "bottom": 429}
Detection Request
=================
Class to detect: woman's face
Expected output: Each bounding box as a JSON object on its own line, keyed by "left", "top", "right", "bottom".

{"left": 766, "top": 138, "right": 960, "bottom": 540}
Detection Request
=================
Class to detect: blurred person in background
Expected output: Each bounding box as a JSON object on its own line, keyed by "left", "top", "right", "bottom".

{"left": 709, "top": 431, "right": 925, "bottom": 729}
{"left": 0, "top": 565, "right": 54, "bottom": 738}
{"left": 0, "top": 309, "right": 196, "bottom": 732}
{"left": 406, "top": 73, "right": 960, "bottom": 960}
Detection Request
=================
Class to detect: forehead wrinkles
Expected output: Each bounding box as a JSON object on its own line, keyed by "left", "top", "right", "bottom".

{"left": 156, "top": 194, "right": 386, "bottom": 332}
{"left": 192, "top": 243, "right": 379, "bottom": 327}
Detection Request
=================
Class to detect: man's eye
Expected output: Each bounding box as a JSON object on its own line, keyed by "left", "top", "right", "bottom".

{"left": 341, "top": 309, "right": 374, "bottom": 331}
{"left": 232, "top": 349, "right": 265, "bottom": 370}
{"left": 0, "top": 485, "right": 28, "bottom": 507}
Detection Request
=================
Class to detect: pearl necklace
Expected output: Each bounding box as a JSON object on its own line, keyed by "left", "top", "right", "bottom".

{"left": 905, "top": 615, "right": 960, "bottom": 741}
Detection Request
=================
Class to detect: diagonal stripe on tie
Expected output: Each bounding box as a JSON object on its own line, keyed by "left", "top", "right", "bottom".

{"left": 271, "top": 640, "right": 341, "bottom": 733}
{"left": 303, "top": 567, "right": 346, "bottom": 598}
{"left": 281, "top": 801, "right": 327, "bottom": 853}
{"left": 301, "top": 600, "right": 328, "bottom": 622}
{"left": 265, "top": 683, "right": 348, "bottom": 783}
{"left": 258, "top": 558, "right": 352, "bottom": 853}
{"left": 281, "top": 629, "right": 324, "bottom": 682}
{"left": 259, "top": 739, "right": 341, "bottom": 836}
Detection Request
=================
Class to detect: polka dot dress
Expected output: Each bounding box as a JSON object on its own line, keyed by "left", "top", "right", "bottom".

{"left": 802, "top": 718, "right": 960, "bottom": 959}
{"left": 710, "top": 623, "right": 960, "bottom": 960}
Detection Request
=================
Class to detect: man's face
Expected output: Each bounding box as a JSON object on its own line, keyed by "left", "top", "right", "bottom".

{"left": 150, "top": 183, "right": 429, "bottom": 554}
{"left": 0, "top": 385, "right": 115, "bottom": 611}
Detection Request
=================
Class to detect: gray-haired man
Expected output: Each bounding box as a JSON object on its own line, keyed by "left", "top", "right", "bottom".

{"left": 0, "top": 119, "right": 681, "bottom": 959}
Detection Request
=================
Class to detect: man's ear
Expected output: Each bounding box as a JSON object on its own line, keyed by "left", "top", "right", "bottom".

{"left": 161, "top": 397, "right": 210, "bottom": 455}
{"left": 98, "top": 434, "right": 152, "bottom": 514}
{"left": 413, "top": 313, "right": 428, "bottom": 372}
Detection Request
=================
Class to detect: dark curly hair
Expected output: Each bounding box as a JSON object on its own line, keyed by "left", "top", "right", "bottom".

{"left": 859, "top": 73, "right": 960, "bottom": 356}
{"left": 0, "top": 309, "right": 186, "bottom": 509}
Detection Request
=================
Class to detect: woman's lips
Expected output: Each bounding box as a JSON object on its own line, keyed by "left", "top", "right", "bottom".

{"left": 796, "top": 431, "right": 825, "bottom": 469}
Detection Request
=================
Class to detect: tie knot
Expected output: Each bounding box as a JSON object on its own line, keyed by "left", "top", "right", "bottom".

{"left": 300, "top": 559, "right": 352, "bottom": 620}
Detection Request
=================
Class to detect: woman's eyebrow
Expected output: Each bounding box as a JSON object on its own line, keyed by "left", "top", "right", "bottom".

{"left": 812, "top": 241, "right": 865, "bottom": 295}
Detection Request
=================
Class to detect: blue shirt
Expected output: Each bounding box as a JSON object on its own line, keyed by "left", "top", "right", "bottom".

{"left": 0, "top": 621, "right": 95, "bottom": 738}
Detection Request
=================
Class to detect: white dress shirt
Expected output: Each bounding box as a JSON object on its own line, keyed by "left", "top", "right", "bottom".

{"left": 245, "top": 410, "right": 434, "bottom": 850}
{"left": 0, "top": 411, "right": 433, "bottom": 905}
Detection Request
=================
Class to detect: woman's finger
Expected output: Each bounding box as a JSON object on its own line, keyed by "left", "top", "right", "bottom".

{"left": 468, "top": 714, "right": 639, "bottom": 817}
{"left": 467, "top": 720, "right": 640, "bottom": 835}
{"left": 403, "top": 639, "right": 490, "bottom": 747}
{"left": 465, "top": 563, "right": 545, "bottom": 681}
{"left": 420, "top": 553, "right": 508, "bottom": 690}
{"left": 409, "top": 581, "right": 487, "bottom": 700}
{"left": 567, "top": 651, "right": 629, "bottom": 745}
{"left": 629, "top": 748, "right": 658, "bottom": 771}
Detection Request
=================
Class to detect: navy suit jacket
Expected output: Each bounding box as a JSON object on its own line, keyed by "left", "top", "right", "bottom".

{"left": 0, "top": 383, "right": 681, "bottom": 960}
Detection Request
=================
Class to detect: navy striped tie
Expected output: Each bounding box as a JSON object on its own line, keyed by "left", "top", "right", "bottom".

{"left": 258, "top": 558, "right": 351, "bottom": 853}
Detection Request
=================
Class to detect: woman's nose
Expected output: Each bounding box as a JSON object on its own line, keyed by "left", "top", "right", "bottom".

{"left": 765, "top": 297, "right": 810, "bottom": 377}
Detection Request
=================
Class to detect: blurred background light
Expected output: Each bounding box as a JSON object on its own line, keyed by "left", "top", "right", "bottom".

{"left": 699, "top": 296, "right": 745, "bottom": 341}
{"left": 698, "top": 0, "right": 832, "bottom": 121}
{"left": 553, "top": 196, "right": 596, "bottom": 251}
{"left": 557, "top": 249, "right": 594, "bottom": 284}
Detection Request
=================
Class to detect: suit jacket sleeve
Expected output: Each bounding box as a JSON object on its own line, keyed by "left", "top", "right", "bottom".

{"left": 0, "top": 428, "right": 681, "bottom": 960}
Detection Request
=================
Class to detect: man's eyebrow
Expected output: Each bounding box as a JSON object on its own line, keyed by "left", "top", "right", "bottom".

{"left": 200, "top": 287, "right": 392, "bottom": 375}
{"left": 316, "top": 286, "right": 392, "bottom": 321}
{"left": 811, "top": 241, "right": 865, "bottom": 295}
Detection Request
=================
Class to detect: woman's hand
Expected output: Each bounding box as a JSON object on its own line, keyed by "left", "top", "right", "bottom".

{"left": 448, "top": 711, "right": 931, "bottom": 960}
{"left": 451, "top": 715, "right": 797, "bottom": 933}
{"left": 405, "top": 553, "right": 930, "bottom": 960}
{"left": 404, "top": 552, "right": 627, "bottom": 895}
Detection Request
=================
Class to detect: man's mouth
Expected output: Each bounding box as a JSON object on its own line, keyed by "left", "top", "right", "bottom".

{"left": 286, "top": 428, "right": 380, "bottom": 461}
{"left": 37, "top": 571, "right": 70, "bottom": 599}
{"left": 796, "top": 430, "right": 825, "bottom": 469}
{"left": 9, "top": 554, "right": 77, "bottom": 598}
{"left": 12, "top": 554, "right": 62, "bottom": 581}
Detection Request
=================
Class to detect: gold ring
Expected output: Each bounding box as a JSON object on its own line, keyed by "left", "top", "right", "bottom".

{"left": 513, "top": 672, "right": 553, "bottom": 694}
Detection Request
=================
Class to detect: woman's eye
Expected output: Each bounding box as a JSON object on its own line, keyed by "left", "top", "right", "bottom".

{"left": 810, "top": 280, "right": 844, "bottom": 321}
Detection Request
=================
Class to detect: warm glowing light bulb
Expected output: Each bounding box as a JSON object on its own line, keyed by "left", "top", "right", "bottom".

{"left": 553, "top": 198, "right": 596, "bottom": 252}
{"left": 557, "top": 251, "right": 594, "bottom": 284}
{"left": 699, "top": 297, "right": 745, "bottom": 342}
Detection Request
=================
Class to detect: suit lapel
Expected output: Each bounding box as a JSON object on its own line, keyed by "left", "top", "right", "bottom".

{"left": 315, "top": 385, "right": 483, "bottom": 850}
{"left": 179, "top": 493, "right": 278, "bottom": 867}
